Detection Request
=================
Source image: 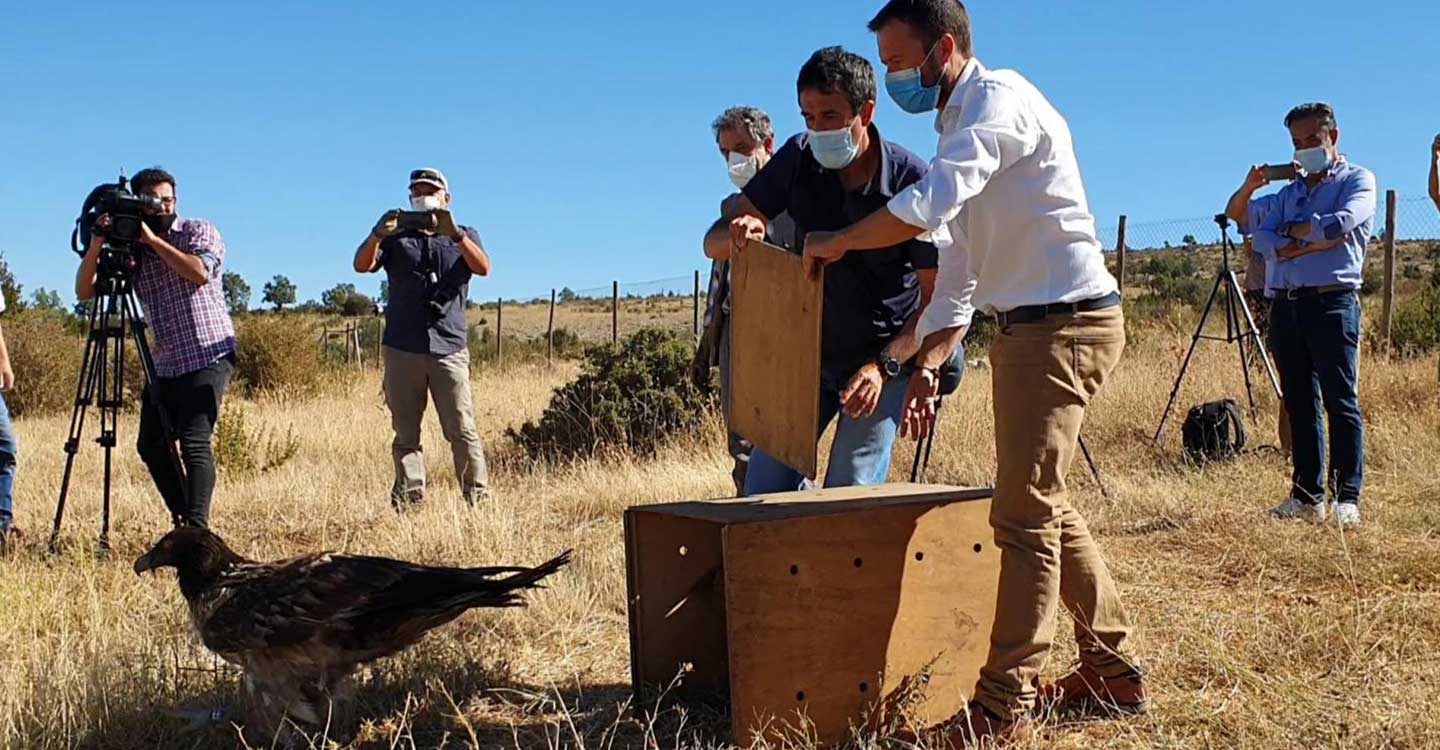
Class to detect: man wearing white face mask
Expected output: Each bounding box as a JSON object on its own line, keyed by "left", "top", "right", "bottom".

{"left": 694, "top": 106, "right": 799, "bottom": 494}
{"left": 354, "top": 167, "right": 493, "bottom": 509}
{"left": 703, "top": 47, "right": 961, "bottom": 498}
{"left": 1251, "top": 103, "right": 1375, "bottom": 528}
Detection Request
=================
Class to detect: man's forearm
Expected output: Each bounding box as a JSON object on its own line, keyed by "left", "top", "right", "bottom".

{"left": 149, "top": 238, "right": 208, "bottom": 285}
{"left": 914, "top": 325, "right": 967, "bottom": 371}
{"left": 1226, "top": 186, "right": 1256, "bottom": 225}
{"left": 839, "top": 207, "right": 925, "bottom": 253}
{"left": 75, "top": 237, "right": 102, "bottom": 299}
{"left": 457, "top": 234, "right": 491, "bottom": 276}
{"left": 704, "top": 218, "right": 733, "bottom": 261}
{"left": 354, "top": 233, "right": 383, "bottom": 273}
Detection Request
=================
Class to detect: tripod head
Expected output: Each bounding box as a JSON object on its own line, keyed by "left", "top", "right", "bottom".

{"left": 1213, "top": 213, "right": 1235, "bottom": 266}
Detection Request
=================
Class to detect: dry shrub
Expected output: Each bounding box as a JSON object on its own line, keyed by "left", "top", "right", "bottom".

{"left": 233, "top": 315, "right": 326, "bottom": 396}
{"left": 213, "top": 401, "right": 300, "bottom": 475}
{"left": 2, "top": 310, "right": 83, "bottom": 418}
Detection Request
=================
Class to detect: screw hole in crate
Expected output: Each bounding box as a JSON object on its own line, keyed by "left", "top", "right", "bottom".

{"left": 915, "top": 551, "right": 925, "bottom": 562}
{"left": 789, "top": 564, "right": 799, "bottom": 576}
{"left": 973, "top": 543, "right": 983, "bottom": 553}
{"left": 796, "top": 691, "right": 807, "bottom": 702}
{"left": 853, "top": 557, "right": 864, "bottom": 568}
{"left": 678, "top": 545, "right": 688, "bottom": 557}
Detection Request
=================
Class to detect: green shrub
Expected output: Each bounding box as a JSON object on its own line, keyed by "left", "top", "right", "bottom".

{"left": 214, "top": 401, "right": 301, "bottom": 475}
{"left": 1389, "top": 283, "right": 1440, "bottom": 355}
{"left": 233, "top": 315, "right": 326, "bottom": 396}
{"left": 507, "top": 328, "right": 715, "bottom": 462}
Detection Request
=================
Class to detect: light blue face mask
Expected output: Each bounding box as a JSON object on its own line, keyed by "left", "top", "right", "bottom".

{"left": 885, "top": 40, "right": 943, "bottom": 114}
{"left": 1294, "top": 145, "right": 1332, "bottom": 175}
{"left": 807, "top": 122, "right": 861, "bottom": 170}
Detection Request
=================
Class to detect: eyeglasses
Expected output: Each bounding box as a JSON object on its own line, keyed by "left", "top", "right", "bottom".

{"left": 141, "top": 194, "right": 177, "bottom": 207}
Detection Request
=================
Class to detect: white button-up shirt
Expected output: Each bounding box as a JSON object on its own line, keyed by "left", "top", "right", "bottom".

{"left": 887, "top": 58, "right": 1117, "bottom": 338}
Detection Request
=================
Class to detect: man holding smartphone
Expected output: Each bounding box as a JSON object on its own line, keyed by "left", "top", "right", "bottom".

{"left": 354, "top": 168, "right": 493, "bottom": 509}
{"left": 1251, "top": 103, "right": 1375, "bottom": 528}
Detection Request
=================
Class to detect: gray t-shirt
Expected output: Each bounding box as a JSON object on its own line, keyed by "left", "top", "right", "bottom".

{"left": 378, "top": 227, "right": 478, "bottom": 357}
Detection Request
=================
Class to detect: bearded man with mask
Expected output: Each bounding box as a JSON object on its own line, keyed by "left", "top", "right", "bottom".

{"left": 354, "top": 167, "right": 493, "bottom": 509}
{"left": 76, "top": 167, "right": 237, "bottom": 529}
{"left": 1251, "top": 103, "right": 1375, "bottom": 528}
{"left": 695, "top": 105, "right": 799, "bottom": 494}
{"left": 703, "top": 46, "right": 963, "bottom": 497}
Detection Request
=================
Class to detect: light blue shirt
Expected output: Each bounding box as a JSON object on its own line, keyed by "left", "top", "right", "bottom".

{"left": 1251, "top": 157, "right": 1376, "bottom": 291}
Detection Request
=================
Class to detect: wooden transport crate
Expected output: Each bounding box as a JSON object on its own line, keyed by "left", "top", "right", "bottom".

{"left": 624, "top": 483, "right": 999, "bottom": 744}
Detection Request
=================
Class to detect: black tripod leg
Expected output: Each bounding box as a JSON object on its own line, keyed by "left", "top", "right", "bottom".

{"left": 50, "top": 299, "right": 107, "bottom": 550}
{"left": 1225, "top": 273, "right": 1259, "bottom": 418}
{"left": 124, "top": 292, "right": 190, "bottom": 527}
{"left": 908, "top": 397, "right": 942, "bottom": 483}
{"left": 1078, "top": 433, "right": 1108, "bottom": 499}
{"left": 1153, "top": 272, "right": 1227, "bottom": 443}
{"left": 1234, "top": 280, "right": 1283, "bottom": 402}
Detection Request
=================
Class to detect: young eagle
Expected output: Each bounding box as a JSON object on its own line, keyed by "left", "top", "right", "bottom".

{"left": 135, "top": 526, "right": 571, "bottom": 739}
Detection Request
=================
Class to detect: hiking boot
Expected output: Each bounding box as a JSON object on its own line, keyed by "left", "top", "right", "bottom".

{"left": 920, "top": 701, "right": 1033, "bottom": 748}
{"left": 463, "top": 487, "right": 492, "bottom": 506}
{"left": 1039, "top": 663, "right": 1149, "bottom": 716}
{"left": 1269, "top": 496, "right": 1326, "bottom": 523}
{"left": 1333, "top": 502, "right": 1361, "bottom": 528}
{"left": 390, "top": 489, "right": 424, "bottom": 512}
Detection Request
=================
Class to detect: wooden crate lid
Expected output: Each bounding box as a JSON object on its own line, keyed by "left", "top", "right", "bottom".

{"left": 626, "top": 483, "right": 993, "bottom": 525}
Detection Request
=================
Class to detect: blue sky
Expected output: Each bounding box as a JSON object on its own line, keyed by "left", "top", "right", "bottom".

{"left": 2, "top": 1, "right": 1437, "bottom": 306}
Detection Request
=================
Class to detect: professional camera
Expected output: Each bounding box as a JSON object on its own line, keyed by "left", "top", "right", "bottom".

{"left": 72, "top": 174, "right": 165, "bottom": 259}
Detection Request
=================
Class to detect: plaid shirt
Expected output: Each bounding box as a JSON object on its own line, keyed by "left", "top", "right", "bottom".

{"left": 132, "top": 217, "right": 237, "bottom": 378}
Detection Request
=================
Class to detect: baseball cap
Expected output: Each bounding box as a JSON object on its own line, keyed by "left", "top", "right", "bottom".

{"left": 409, "top": 167, "right": 448, "bottom": 191}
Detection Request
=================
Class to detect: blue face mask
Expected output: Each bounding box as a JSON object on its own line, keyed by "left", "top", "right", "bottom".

{"left": 807, "top": 122, "right": 861, "bottom": 170}
{"left": 1294, "top": 145, "right": 1332, "bottom": 176}
{"left": 885, "top": 41, "right": 944, "bottom": 114}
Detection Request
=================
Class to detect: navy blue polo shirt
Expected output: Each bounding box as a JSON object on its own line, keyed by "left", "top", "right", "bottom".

{"left": 742, "top": 124, "right": 938, "bottom": 376}
{"left": 378, "top": 227, "right": 479, "bottom": 357}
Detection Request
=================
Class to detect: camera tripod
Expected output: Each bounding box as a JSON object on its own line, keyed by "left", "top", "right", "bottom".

{"left": 51, "top": 254, "right": 186, "bottom": 552}
{"left": 1152, "top": 214, "right": 1283, "bottom": 444}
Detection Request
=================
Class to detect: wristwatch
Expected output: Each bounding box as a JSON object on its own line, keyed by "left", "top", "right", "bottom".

{"left": 876, "top": 353, "right": 902, "bottom": 380}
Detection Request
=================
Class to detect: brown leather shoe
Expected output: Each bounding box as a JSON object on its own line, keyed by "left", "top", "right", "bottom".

{"left": 919, "top": 701, "right": 1033, "bottom": 748}
{"left": 1039, "top": 663, "right": 1149, "bottom": 716}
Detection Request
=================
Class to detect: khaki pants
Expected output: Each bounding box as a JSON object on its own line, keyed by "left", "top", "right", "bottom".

{"left": 975, "top": 305, "right": 1137, "bottom": 719}
{"left": 382, "top": 346, "right": 489, "bottom": 502}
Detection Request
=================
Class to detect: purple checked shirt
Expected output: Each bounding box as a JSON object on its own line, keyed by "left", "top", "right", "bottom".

{"left": 132, "top": 216, "right": 237, "bottom": 378}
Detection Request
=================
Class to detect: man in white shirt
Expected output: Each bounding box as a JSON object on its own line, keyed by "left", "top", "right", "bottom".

{"left": 804, "top": 1, "right": 1143, "bottom": 743}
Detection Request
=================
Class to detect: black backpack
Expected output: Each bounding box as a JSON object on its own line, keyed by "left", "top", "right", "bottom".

{"left": 1182, "top": 399, "right": 1248, "bottom": 462}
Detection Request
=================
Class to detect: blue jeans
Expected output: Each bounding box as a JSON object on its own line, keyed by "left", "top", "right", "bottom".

{"left": 742, "top": 365, "right": 913, "bottom": 496}
{"left": 1269, "top": 291, "right": 1365, "bottom": 506}
{"left": 0, "top": 393, "right": 16, "bottom": 531}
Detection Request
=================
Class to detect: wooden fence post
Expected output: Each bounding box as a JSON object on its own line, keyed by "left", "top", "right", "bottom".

{"left": 693, "top": 269, "right": 701, "bottom": 338}
{"left": 1115, "top": 215, "right": 1128, "bottom": 294}
{"left": 547, "top": 289, "right": 556, "bottom": 364}
{"left": 1381, "top": 190, "right": 1397, "bottom": 354}
{"left": 496, "top": 297, "right": 503, "bottom": 361}
{"left": 612, "top": 280, "right": 619, "bottom": 345}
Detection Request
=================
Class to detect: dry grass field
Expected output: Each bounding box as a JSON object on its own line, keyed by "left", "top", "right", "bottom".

{"left": 1, "top": 293, "right": 1439, "bottom": 749}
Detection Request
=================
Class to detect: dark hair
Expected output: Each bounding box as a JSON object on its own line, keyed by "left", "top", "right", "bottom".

{"left": 131, "top": 167, "right": 176, "bottom": 196}
{"left": 868, "top": 0, "right": 973, "bottom": 57}
{"left": 796, "top": 47, "right": 876, "bottom": 115}
{"left": 1284, "top": 102, "right": 1337, "bottom": 131}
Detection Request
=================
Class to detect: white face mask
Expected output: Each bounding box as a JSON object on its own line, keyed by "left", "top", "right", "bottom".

{"left": 727, "top": 151, "right": 761, "bottom": 189}
{"left": 410, "top": 193, "right": 445, "bottom": 211}
{"left": 1294, "top": 145, "right": 1332, "bottom": 176}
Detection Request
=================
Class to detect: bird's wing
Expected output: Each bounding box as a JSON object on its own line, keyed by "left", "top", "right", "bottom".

{"left": 196, "top": 552, "right": 422, "bottom": 655}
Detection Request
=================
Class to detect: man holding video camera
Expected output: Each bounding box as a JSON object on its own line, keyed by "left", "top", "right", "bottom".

{"left": 75, "top": 167, "right": 236, "bottom": 529}
{"left": 354, "top": 168, "right": 492, "bottom": 508}
{"left": 1251, "top": 103, "right": 1375, "bottom": 528}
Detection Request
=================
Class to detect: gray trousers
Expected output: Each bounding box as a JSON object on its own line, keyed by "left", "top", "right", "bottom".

{"left": 718, "top": 320, "right": 752, "bottom": 494}
{"left": 382, "top": 346, "right": 489, "bottom": 502}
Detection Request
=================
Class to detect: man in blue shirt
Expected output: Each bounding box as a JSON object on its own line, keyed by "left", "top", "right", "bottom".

{"left": 1251, "top": 102, "right": 1375, "bottom": 528}
{"left": 702, "top": 46, "right": 964, "bottom": 496}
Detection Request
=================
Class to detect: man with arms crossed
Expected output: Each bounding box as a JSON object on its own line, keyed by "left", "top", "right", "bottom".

{"left": 1251, "top": 103, "right": 1375, "bottom": 528}
{"left": 704, "top": 47, "right": 963, "bottom": 496}
{"left": 804, "top": 1, "right": 1142, "bottom": 742}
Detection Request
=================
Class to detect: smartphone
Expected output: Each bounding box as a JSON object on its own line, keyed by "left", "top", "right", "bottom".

{"left": 397, "top": 210, "right": 435, "bottom": 231}
{"left": 1262, "top": 163, "right": 1298, "bottom": 182}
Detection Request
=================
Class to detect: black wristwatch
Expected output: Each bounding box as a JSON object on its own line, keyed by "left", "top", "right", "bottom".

{"left": 876, "top": 353, "right": 902, "bottom": 380}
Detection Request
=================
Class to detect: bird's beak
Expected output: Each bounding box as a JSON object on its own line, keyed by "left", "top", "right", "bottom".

{"left": 133, "top": 552, "right": 156, "bottom": 576}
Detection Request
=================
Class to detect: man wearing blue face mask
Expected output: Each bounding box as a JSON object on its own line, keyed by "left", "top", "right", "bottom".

{"left": 702, "top": 46, "right": 967, "bottom": 497}
{"left": 1251, "top": 103, "right": 1375, "bottom": 529}
{"left": 801, "top": 2, "right": 1138, "bottom": 743}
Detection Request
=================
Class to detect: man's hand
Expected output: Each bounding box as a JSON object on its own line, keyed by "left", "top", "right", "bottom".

{"left": 1285, "top": 221, "right": 1314, "bottom": 241}
{"left": 434, "top": 209, "right": 463, "bottom": 241}
{"left": 372, "top": 209, "right": 401, "bottom": 239}
{"left": 841, "top": 363, "right": 884, "bottom": 419}
{"left": 1278, "top": 236, "right": 1344, "bottom": 260}
{"left": 1243, "top": 164, "right": 1270, "bottom": 193}
{"left": 137, "top": 218, "right": 163, "bottom": 248}
{"left": 899, "top": 368, "right": 941, "bottom": 440}
{"left": 728, "top": 215, "right": 766, "bottom": 254}
{"left": 0, "top": 362, "right": 14, "bottom": 392}
{"left": 803, "top": 230, "right": 849, "bottom": 280}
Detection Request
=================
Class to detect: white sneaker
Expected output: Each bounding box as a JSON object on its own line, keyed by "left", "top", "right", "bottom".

{"left": 1333, "top": 502, "right": 1361, "bottom": 528}
{"left": 1269, "top": 496, "right": 1327, "bottom": 523}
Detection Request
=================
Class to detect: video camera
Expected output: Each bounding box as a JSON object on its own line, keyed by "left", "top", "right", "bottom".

{"left": 72, "top": 173, "right": 164, "bottom": 256}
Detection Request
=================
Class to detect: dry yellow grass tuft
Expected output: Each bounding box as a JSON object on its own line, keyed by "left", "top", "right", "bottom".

{"left": 1, "top": 315, "right": 1438, "bottom": 749}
